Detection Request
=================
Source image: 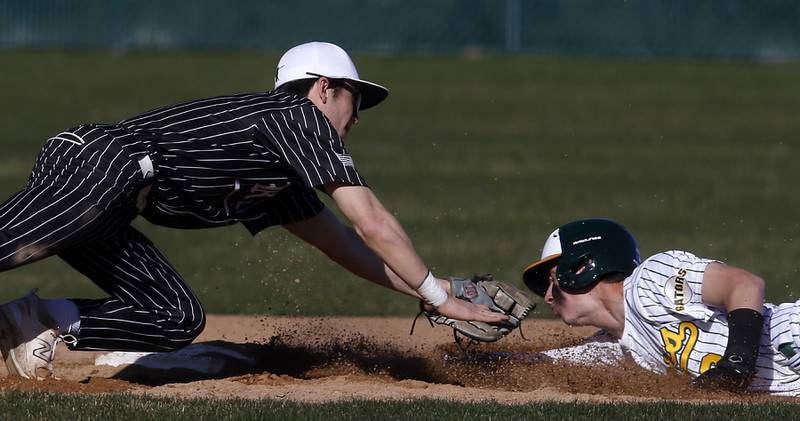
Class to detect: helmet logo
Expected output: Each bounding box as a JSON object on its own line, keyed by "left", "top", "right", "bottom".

{"left": 572, "top": 235, "right": 602, "bottom": 245}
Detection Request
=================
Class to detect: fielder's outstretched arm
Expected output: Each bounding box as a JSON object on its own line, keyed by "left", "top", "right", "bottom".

{"left": 284, "top": 183, "right": 506, "bottom": 323}
{"left": 327, "top": 184, "right": 427, "bottom": 288}
{"left": 282, "top": 207, "right": 420, "bottom": 297}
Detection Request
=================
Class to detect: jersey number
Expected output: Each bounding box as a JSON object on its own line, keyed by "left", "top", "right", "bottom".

{"left": 659, "top": 321, "right": 721, "bottom": 373}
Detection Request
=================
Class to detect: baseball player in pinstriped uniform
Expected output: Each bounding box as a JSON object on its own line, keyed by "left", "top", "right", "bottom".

{"left": 523, "top": 218, "right": 800, "bottom": 395}
{"left": 0, "top": 41, "right": 506, "bottom": 379}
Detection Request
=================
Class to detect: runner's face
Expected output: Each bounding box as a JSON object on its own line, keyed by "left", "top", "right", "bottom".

{"left": 544, "top": 266, "right": 599, "bottom": 327}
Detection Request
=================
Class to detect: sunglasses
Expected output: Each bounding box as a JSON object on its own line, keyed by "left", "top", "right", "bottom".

{"left": 329, "top": 79, "right": 362, "bottom": 118}
{"left": 307, "top": 73, "right": 361, "bottom": 117}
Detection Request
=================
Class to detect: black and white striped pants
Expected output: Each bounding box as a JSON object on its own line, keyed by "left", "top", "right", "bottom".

{"left": 0, "top": 125, "right": 205, "bottom": 352}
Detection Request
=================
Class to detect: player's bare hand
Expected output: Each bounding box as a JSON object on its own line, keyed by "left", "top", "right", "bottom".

{"left": 434, "top": 296, "right": 509, "bottom": 323}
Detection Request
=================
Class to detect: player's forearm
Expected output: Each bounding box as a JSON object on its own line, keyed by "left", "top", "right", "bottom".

{"left": 328, "top": 227, "right": 421, "bottom": 298}
{"left": 336, "top": 257, "right": 418, "bottom": 297}
{"left": 695, "top": 277, "right": 765, "bottom": 392}
{"left": 379, "top": 266, "right": 423, "bottom": 298}
{"left": 702, "top": 263, "right": 765, "bottom": 312}
{"left": 719, "top": 272, "right": 765, "bottom": 313}
{"left": 281, "top": 209, "right": 422, "bottom": 297}
{"left": 329, "top": 238, "right": 446, "bottom": 299}
{"left": 329, "top": 184, "right": 432, "bottom": 291}
{"left": 333, "top": 212, "right": 453, "bottom": 300}
{"left": 725, "top": 278, "right": 765, "bottom": 313}
{"left": 352, "top": 209, "right": 429, "bottom": 289}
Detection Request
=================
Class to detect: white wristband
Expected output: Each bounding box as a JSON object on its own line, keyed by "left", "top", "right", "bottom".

{"left": 416, "top": 271, "right": 448, "bottom": 307}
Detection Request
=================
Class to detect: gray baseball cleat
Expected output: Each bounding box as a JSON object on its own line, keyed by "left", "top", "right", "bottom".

{"left": 0, "top": 290, "right": 59, "bottom": 380}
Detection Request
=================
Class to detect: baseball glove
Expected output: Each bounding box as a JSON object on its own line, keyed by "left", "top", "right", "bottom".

{"left": 413, "top": 274, "right": 536, "bottom": 344}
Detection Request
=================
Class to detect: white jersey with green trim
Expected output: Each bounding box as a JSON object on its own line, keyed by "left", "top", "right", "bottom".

{"left": 620, "top": 250, "right": 800, "bottom": 396}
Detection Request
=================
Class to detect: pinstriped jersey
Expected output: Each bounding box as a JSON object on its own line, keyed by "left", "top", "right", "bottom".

{"left": 99, "top": 91, "right": 365, "bottom": 234}
{"left": 621, "top": 250, "right": 800, "bottom": 395}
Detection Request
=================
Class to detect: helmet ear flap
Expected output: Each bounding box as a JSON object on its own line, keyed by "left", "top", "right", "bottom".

{"left": 570, "top": 254, "right": 595, "bottom": 276}
{"left": 558, "top": 253, "right": 597, "bottom": 292}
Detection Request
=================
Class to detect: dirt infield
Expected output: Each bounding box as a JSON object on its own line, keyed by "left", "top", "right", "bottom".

{"left": 0, "top": 315, "right": 795, "bottom": 403}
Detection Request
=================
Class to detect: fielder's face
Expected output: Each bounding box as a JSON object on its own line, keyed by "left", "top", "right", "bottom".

{"left": 544, "top": 266, "right": 601, "bottom": 327}
{"left": 320, "top": 78, "right": 361, "bottom": 139}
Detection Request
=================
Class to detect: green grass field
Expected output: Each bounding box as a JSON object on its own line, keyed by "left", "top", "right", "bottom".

{"left": 1, "top": 51, "right": 799, "bottom": 316}
{"left": 4, "top": 391, "right": 800, "bottom": 420}
{"left": 1, "top": 51, "right": 800, "bottom": 417}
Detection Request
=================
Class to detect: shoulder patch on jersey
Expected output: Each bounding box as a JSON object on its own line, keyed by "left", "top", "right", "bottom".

{"left": 663, "top": 268, "right": 694, "bottom": 313}
{"left": 335, "top": 152, "right": 355, "bottom": 167}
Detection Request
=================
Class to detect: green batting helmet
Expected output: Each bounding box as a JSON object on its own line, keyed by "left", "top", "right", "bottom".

{"left": 555, "top": 218, "right": 641, "bottom": 293}
{"left": 523, "top": 218, "right": 641, "bottom": 296}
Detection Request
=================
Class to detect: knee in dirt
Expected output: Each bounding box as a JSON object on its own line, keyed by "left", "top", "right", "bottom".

{"left": 161, "top": 312, "right": 206, "bottom": 351}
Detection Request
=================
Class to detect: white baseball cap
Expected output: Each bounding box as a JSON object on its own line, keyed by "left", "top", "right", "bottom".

{"left": 274, "top": 41, "right": 389, "bottom": 110}
{"left": 522, "top": 228, "right": 562, "bottom": 296}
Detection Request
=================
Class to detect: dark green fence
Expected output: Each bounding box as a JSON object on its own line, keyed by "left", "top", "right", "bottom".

{"left": 1, "top": 0, "right": 799, "bottom": 59}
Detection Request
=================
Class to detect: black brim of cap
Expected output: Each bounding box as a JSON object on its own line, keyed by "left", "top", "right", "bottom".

{"left": 304, "top": 72, "right": 388, "bottom": 110}
{"left": 522, "top": 254, "right": 560, "bottom": 297}
{"left": 353, "top": 79, "right": 389, "bottom": 110}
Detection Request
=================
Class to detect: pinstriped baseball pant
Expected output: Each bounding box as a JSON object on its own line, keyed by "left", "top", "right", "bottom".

{"left": 0, "top": 125, "right": 205, "bottom": 351}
